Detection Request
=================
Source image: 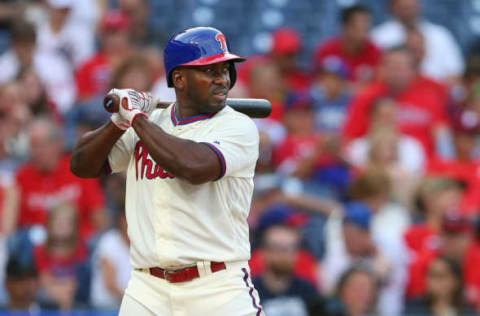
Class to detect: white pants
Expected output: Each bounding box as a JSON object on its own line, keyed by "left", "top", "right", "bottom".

{"left": 119, "top": 261, "right": 264, "bottom": 316}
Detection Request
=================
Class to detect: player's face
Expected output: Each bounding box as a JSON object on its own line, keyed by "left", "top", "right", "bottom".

{"left": 184, "top": 61, "right": 231, "bottom": 113}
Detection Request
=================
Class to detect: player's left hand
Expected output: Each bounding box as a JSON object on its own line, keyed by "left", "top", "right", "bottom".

{"left": 109, "top": 88, "right": 150, "bottom": 125}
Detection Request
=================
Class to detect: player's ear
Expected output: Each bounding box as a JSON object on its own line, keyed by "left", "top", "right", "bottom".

{"left": 172, "top": 69, "right": 185, "bottom": 90}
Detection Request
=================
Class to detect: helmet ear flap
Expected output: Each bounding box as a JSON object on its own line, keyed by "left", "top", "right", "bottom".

{"left": 167, "top": 69, "right": 174, "bottom": 87}
{"left": 228, "top": 62, "right": 237, "bottom": 90}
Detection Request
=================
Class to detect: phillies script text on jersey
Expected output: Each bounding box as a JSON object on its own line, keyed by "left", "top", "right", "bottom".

{"left": 134, "top": 141, "right": 175, "bottom": 180}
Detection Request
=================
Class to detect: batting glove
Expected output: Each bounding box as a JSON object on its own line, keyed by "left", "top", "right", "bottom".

{"left": 109, "top": 88, "right": 151, "bottom": 125}
{"left": 110, "top": 112, "right": 130, "bottom": 130}
{"left": 109, "top": 88, "right": 156, "bottom": 115}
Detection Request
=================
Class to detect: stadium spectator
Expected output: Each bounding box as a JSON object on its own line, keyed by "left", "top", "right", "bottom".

{"left": 118, "top": 0, "right": 165, "bottom": 48}
{"left": 17, "top": 68, "right": 53, "bottom": 117}
{"left": 323, "top": 201, "right": 378, "bottom": 294}
{"left": 110, "top": 54, "right": 155, "bottom": 92}
{"left": 310, "top": 56, "right": 351, "bottom": 134}
{"left": 403, "top": 28, "right": 449, "bottom": 99}
{"left": 348, "top": 171, "right": 411, "bottom": 252}
{"left": 90, "top": 208, "right": 131, "bottom": 309}
{"left": 33, "top": 203, "right": 87, "bottom": 310}
{"left": 273, "top": 93, "right": 350, "bottom": 199}
{"left": 250, "top": 199, "right": 341, "bottom": 281}
{"left": 342, "top": 47, "right": 452, "bottom": 158}
{"left": 345, "top": 97, "right": 426, "bottom": 176}
{"left": 0, "top": 81, "right": 31, "bottom": 161}
{"left": 0, "top": 20, "right": 76, "bottom": 114}
{"left": 329, "top": 266, "right": 379, "bottom": 316}
{"left": 246, "top": 61, "right": 286, "bottom": 121}
{"left": 406, "top": 215, "right": 480, "bottom": 308}
{"left": 0, "top": 20, "right": 36, "bottom": 83}
{"left": 2, "top": 118, "right": 107, "bottom": 237}
{"left": 272, "top": 94, "right": 321, "bottom": 178}
{"left": 348, "top": 173, "right": 411, "bottom": 315}
{"left": 75, "top": 10, "right": 133, "bottom": 101}
{"left": 323, "top": 201, "right": 404, "bottom": 316}
{"left": 238, "top": 28, "right": 309, "bottom": 98}
{"left": 404, "top": 27, "right": 426, "bottom": 71}
{"left": 405, "top": 256, "right": 476, "bottom": 315}
{"left": 427, "top": 87, "right": 480, "bottom": 215}
{"left": 36, "top": 0, "right": 95, "bottom": 69}
{"left": 314, "top": 4, "right": 382, "bottom": 85}
{"left": 0, "top": 256, "right": 42, "bottom": 312}
{"left": 371, "top": 0, "right": 464, "bottom": 83}
{"left": 404, "top": 177, "right": 463, "bottom": 256}
{"left": 267, "top": 28, "right": 310, "bottom": 93}
{"left": 252, "top": 224, "right": 318, "bottom": 316}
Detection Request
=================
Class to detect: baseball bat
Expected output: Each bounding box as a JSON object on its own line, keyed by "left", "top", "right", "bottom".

{"left": 103, "top": 94, "right": 272, "bottom": 118}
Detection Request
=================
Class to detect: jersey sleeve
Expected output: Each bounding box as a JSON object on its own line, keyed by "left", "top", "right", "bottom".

{"left": 200, "top": 114, "right": 259, "bottom": 179}
{"left": 106, "top": 128, "right": 136, "bottom": 174}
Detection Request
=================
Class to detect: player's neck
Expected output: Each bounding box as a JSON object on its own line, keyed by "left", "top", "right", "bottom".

{"left": 174, "top": 101, "right": 201, "bottom": 119}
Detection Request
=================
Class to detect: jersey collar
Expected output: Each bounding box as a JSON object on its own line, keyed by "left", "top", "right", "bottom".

{"left": 170, "top": 104, "right": 218, "bottom": 126}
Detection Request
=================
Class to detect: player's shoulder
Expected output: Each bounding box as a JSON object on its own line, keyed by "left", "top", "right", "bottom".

{"left": 213, "top": 106, "right": 259, "bottom": 139}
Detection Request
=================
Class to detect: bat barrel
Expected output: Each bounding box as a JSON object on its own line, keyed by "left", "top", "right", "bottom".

{"left": 226, "top": 98, "right": 271, "bottom": 118}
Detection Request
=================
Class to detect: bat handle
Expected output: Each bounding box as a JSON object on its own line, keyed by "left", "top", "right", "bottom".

{"left": 104, "top": 94, "right": 120, "bottom": 113}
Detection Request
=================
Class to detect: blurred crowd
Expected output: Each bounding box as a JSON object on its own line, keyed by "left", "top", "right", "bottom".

{"left": 0, "top": 0, "right": 480, "bottom": 315}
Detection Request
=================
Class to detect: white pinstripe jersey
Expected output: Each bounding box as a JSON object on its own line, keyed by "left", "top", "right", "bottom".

{"left": 107, "top": 104, "right": 259, "bottom": 269}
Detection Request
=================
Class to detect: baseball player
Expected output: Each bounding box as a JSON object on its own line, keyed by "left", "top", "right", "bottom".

{"left": 70, "top": 27, "right": 264, "bottom": 315}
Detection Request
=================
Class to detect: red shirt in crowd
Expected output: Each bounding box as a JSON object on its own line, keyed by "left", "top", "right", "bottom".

{"left": 249, "top": 249, "right": 318, "bottom": 286}
{"left": 406, "top": 242, "right": 480, "bottom": 308}
{"left": 404, "top": 224, "right": 439, "bottom": 255}
{"left": 16, "top": 155, "right": 105, "bottom": 238}
{"left": 427, "top": 158, "right": 480, "bottom": 215}
{"left": 403, "top": 223, "right": 440, "bottom": 298}
{"left": 75, "top": 53, "right": 112, "bottom": 100}
{"left": 273, "top": 134, "right": 338, "bottom": 172}
{"left": 313, "top": 37, "right": 382, "bottom": 81}
{"left": 34, "top": 242, "right": 87, "bottom": 277}
{"left": 342, "top": 78, "right": 448, "bottom": 156}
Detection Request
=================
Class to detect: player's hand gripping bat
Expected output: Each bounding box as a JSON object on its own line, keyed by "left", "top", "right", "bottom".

{"left": 103, "top": 92, "right": 272, "bottom": 119}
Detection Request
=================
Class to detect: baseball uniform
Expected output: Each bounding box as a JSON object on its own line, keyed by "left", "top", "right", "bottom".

{"left": 107, "top": 104, "right": 264, "bottom": 316}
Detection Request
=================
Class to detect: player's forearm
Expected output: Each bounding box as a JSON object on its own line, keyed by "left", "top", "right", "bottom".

{"left": 132, "top": 117, "right": 220, "bottom": 184}
{"left": 70, "top": 122, "right": 125, "bottom": 178}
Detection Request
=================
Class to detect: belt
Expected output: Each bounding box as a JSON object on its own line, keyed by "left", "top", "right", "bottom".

{"left": 144, "top": 261, "right": 226, "bottom": 283}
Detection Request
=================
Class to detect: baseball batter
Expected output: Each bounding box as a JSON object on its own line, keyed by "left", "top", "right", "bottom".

{"left": 70, "top": 27, "right": 264, "bottom": 315}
